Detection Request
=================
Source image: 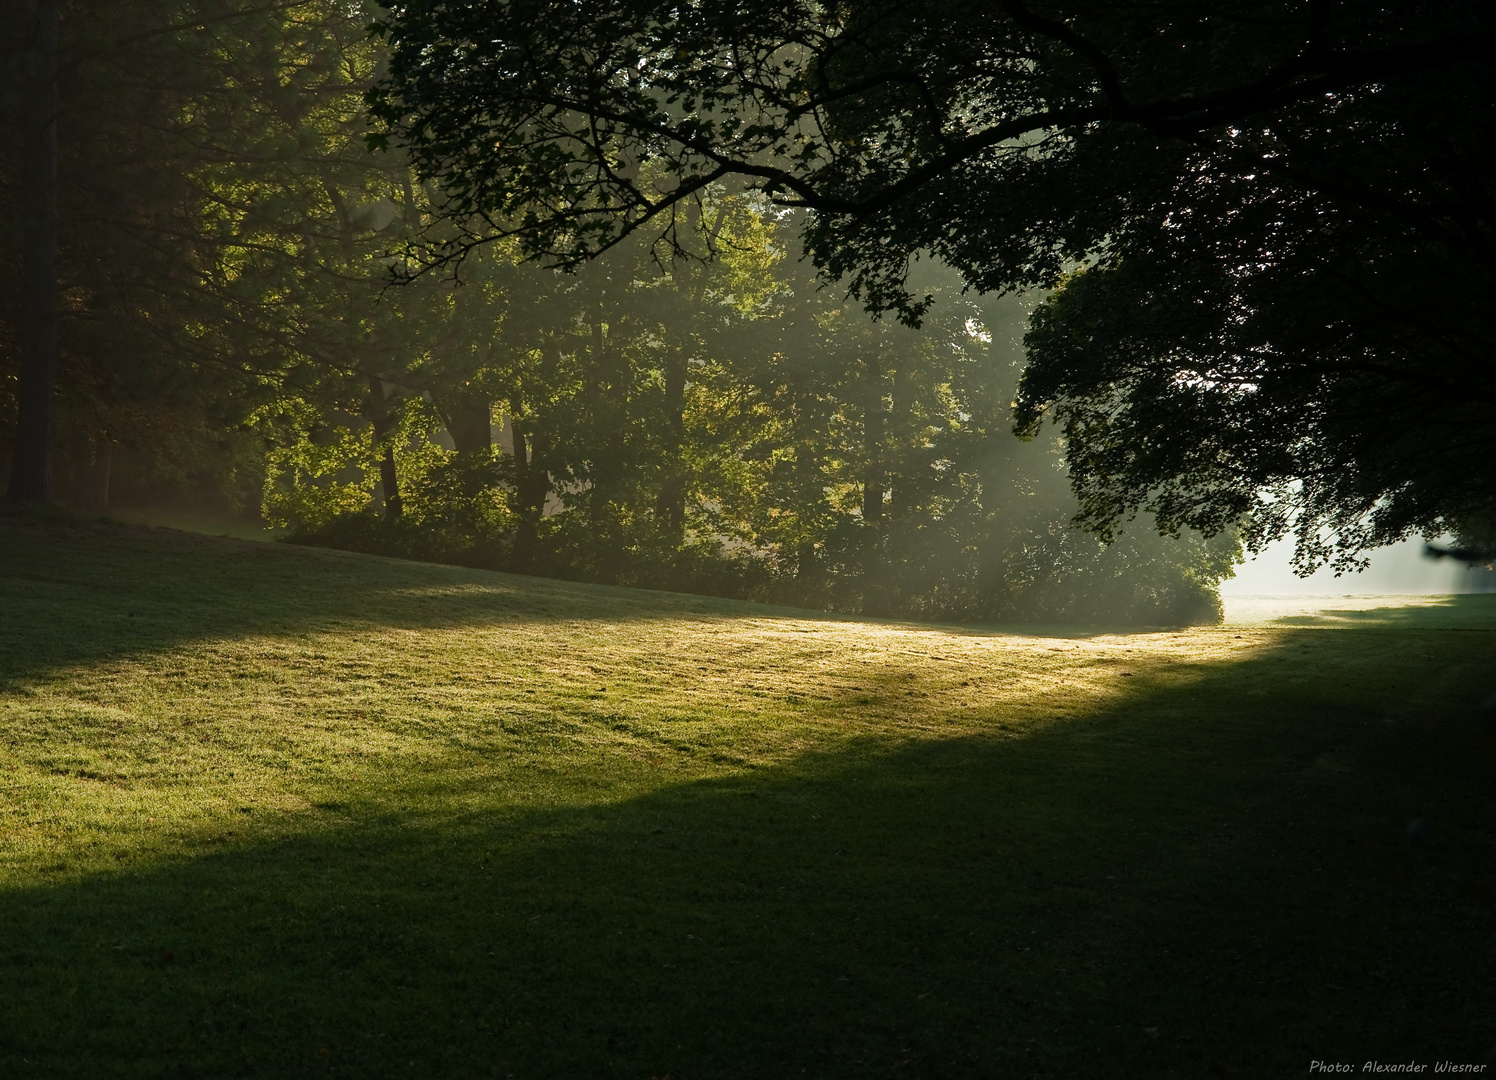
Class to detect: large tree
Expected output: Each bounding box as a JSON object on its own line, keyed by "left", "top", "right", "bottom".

{"left": 2, "top": 0, "right": 434, "bottom": 514}
{"left": 5, "top": 0, "right": 58, "bottom": 503}
{"left": 366, "top": 0, "right": 1496, "bottom": 569}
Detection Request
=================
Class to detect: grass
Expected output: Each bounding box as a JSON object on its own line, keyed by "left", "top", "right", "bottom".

{"left": 1, "top": 511, "right": 1494, "bottom": 1078}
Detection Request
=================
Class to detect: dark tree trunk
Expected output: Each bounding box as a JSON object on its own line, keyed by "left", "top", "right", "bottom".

{"left": 92, "top": 439, "right": 112, "bottom": 515}
{"left": 437, "top": 395, "right": 494, "bottom": 503}
{"left": 378, "top": 446, "right": 402, "bottom": 519}
{"left": 511, "top": 417, "right": 551, "bottom": 568}
{"left": 588, "top": 313, "right": 611, "bottom": 528}
{"left": 367, "top": 375, "right": 402, "bottom": 519}
{"left": 443, "top": 398, "right": 492, "bottom": 454}
{"left": 8, "top": 0, "right": 59, "bottom": 504}
{"left": 587, "top": 309, "right": 627, "bottom": 533}
{"left": 654, "top": 349, "right": 687, "bottom": 540}
{"left": 862, "top": 351, "right": 884, "bottom": 525}
{"left": 511, "top": 417, "right": 532, "bottom": 559}
{"left": 523, "top": 432, "right": 552, "bottom": 516}
{"left": 888, "top": 365, "right": 915, "bottom": 521}
{"left": 861, "top": 351, "right": 887, "bottom": 612}
{"left": 510, "top": 419, "right": 528, "bottom": 473}
{"left": 69, "top": 431, "right": 111, "bottom": 515}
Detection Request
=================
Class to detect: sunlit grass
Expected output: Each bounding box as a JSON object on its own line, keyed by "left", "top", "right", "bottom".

{"left": 2, "top": 511, "right": 1494, "bottom": 1077}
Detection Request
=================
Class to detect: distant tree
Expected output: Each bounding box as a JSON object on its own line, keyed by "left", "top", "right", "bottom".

{"left": 367, "top": 0, "right": 1496, "bottom": 570}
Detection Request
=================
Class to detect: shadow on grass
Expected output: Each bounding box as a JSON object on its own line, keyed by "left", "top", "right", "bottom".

{"left": 0, "top": 513, "right": 821, "bottom": 686}
{"left": 0, "top": 513, "right": 1203, "bottom": 693}
{"left": 3, "top": 628, "right": 1494, "bottom": 1079}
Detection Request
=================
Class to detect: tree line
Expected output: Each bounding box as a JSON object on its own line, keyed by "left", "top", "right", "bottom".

{"left": 0, "top": 0, "right": 1242, "bottom": 623}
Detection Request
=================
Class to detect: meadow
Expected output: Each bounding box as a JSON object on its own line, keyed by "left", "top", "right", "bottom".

{"left": 1, "top": 510, "right": 1493, "bottom": 1077}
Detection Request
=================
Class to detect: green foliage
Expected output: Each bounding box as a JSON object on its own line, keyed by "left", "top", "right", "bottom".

{"left": 262, "top": 411, "right": 378, "bottom": 531}
{"left": 1, "top": 0, "right": 451, "bottom": 514}
{"left": 367, "top": 0, "right": 1496, "bottom": 571}
{"left": 3, "top": 2, "right": 1237, "bottom": 624}
{"left": 285, "top": 228, "right": 1235, "bottom": 624}
{"left": 403, "top": 449, "right": 513, "bottom": 538}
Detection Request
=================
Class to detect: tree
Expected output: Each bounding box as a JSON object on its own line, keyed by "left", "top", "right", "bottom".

{"left": 7, "top": 0, "right": 58, "bottom": 503}
{"left": 1, "top": 0, "right": 449, "bottom": 518}
{"left": 366, "top": 0, "right": 1496, "bottom": 569}
{"left": 3, "top": 0, "right": 367, "bottom": 511}
{"left": 280, "top": 218, "right": 1235, "bottom": 622}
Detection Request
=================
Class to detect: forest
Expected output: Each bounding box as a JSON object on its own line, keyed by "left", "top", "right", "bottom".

{"left": 0, "top": 1, "right": 1237, "bottom": 624}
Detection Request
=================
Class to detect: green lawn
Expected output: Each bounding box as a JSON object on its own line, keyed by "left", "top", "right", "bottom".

{"left": 2, "top": 511, "right": 1494, "bottom": 1078}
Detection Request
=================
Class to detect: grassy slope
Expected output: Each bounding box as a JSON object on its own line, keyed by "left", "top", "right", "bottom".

{"left": 1, "top": 512, "right": 1494, "bottom": 1078}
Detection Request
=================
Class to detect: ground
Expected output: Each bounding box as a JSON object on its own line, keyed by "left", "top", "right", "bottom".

{"left": 1, "top": 511, "right": 1493, "bottom": 1077}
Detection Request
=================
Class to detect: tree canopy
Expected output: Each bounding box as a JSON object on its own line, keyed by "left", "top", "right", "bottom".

{"left": 367, "top": 0, "right": 1496, "bottom": 569}
{"left": 1, "top": 0, "right": 1234, "bottom": 623}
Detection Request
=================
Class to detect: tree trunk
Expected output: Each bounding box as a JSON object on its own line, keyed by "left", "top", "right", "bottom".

{"left": 654, "top": 348, "right": 687, "bottom": 540}
{"left": 653, "top": 212, "right": 721, "bottom": 542}
{"left": 511, "top": 417, "right": 551, "bottom": 568}
{"left": 378, "top": 446, "right": 402, "bottom": 520}
{"left": 8, "top": 0, "right": 59, "bottom": 504}
{"left": 367, "top": 375, "right": 402, "bottom": 519}
{"left": 443, "top": 398, "right": 492, "bottom": 454}
{"left": 511, "top": 419, "right": 530, "bottom": 554}
{"left": 888, "top": 364, "right": 915, "bottom": 521}
{"left": 862, "top": 351, "right": 884, "bottom": 525}
{"left": 861, "top": 350, "right": 887, "bottom": 612}
{"left": 74, "top": 434, "right": 111, "bottom": 516}
{"left": 587, "top": 307, "right": 627, "bottom": 533}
